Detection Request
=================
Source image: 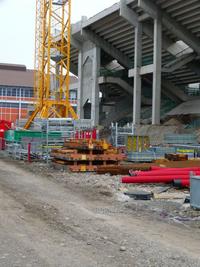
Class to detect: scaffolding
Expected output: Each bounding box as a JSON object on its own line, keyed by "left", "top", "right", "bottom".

{"left": 24, "top": 0, "right": 77, "bottom": 129}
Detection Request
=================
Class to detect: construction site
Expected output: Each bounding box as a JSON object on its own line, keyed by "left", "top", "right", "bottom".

{"left": 1, "top": 0, "right": 200, "bottom": 266}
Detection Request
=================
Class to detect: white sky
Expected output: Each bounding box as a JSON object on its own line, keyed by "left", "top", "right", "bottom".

{"left": 0, "top": 0, "right": 117, "bottom": 69}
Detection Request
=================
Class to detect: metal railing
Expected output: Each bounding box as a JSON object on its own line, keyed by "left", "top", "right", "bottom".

{"left": 3, "top": 118, "right": 95, "bottom": 162}
{"left": 110, "top": 123, "right": 135, "bottom": 147}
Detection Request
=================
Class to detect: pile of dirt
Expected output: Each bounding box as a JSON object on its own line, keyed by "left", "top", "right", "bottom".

{"left": 134, "top": 125, "right": 184, "bottom": 145}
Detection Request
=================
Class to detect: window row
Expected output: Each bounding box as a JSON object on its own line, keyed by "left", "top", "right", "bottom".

{"left": 0, "top": 102, "right": 28, "bottom": 108}
{"left": 0, "top": 86, "right": 77, "bottom": 99}
{"left": 0, "top": 86, "right": 34, "bottom": 97}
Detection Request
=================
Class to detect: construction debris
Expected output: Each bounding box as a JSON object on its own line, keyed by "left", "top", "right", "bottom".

{"left": 51, "top": 139, "right": 125, "bottom": 172}
{"left": 165, "top": 153, "right": 188, "bottom": 161}
{"left": 124, "top": 190, "right": 153, "bottom": 200}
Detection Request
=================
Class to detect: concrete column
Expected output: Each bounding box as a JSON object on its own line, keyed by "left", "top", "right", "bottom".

{"left": 133, "top": 23, "right": 142, "bottom": 125}
{"left": 77, "top": 41, "right": 100, "bottom": 126}
{"left": 152, "top": 17, "right": 162, "bottom": 125}
{"left": 91, "top": 46, "right": 100, "bottom": 126}
{"left": 77, "top": 50, "right": 83, "bottom": 119}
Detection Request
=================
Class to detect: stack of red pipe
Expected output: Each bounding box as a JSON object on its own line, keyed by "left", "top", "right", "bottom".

{"left": 122, "top": 166, "right": 200, "bottom": 188}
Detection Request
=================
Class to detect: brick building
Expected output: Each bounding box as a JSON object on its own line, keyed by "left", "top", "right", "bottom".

{"left": 0, "top": 63, "right": 78, "bottom": 122}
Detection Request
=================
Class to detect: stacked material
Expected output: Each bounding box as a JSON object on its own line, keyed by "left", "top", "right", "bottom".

{"left": 51, "top": 139, "right": 125, "bottom": 172}
{"left": 5, "top": 130, "right": 62, "bottom": 142}
{"left": 96, "top": 165, "right": 150, "bottom": 175}
{"left": 150, "top": 146, "right": 176, "bottom": 158}
{"left": 165, "top": 153, "right": 188, "bottom": 161}
{"left": 164, "top": 134, "right": 197, "bottom": 145}
{"left": 127, "top": 151, "right": 156, "bottom": 162}
{"left": 0, "top": 120, "right": 12, "bottom": 150}
{"left": 122, "top": 166, "right": 200, "bottom": 188}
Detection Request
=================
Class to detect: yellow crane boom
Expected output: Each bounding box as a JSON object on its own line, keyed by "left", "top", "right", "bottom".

{"left": 24, "top": 0, "right": 77, "bottom": 129}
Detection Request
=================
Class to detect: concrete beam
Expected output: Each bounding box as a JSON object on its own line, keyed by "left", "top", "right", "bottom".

{"left": 98, "top": 76, "right": 133, "bottom": 95}
{"left": 82, "top": 29, "right": 132, "bottom": 68}
{"left": 138, "top": 0, "right": 158, "bottom": 19}
{"left": 70, "top": 61, "right": 78, "bottom": 76}
{"left": 162, "top": 53, "right": 196, "bottom": 73}
{"left": 120, "top": 0, "right": 139, "bottom": 27}
{"left": 99, "top": 76, "right": 152, "bottom": 105}
{"left": 100, "top": 96, "right": 133, "bottom": 127}
{"left": 138, "top": 0, "right": 200, "bottom": 55}
{"left": 129, "top": 55, "right": 198, "bottom": 76}
{"left": 129, "top": 64, "right": 154, "bottom": 77}
{"left": 70, "top": 36, "right": 82, "bottom": 50}
{"left": 162, "top": 79, "right": 194, "bottom": 102}
{"left": 138, "top": 13, "right": 150, "bottom": 21}
{"left": 120, "top": 0, "right": 173, "bottom": 51}
{"left": 188, "top": 61, "right": 200, "bottom": 77}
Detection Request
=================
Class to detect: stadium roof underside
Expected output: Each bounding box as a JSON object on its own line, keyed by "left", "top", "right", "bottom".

{"left": 69, "top": 0, "right": 200, "bottom": 86}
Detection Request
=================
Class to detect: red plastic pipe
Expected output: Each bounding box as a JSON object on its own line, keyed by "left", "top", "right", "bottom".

{"left": 132, "top": 170, "right": 200, "bottom": 176}
{"left": 122, "top": 175, "right": 190, "bottom": 184}
{"left": 151, "top": 166, "right": 200, "bottom": 171}
{"left": 151, "top": 166, "right": 162, "bottom": 170}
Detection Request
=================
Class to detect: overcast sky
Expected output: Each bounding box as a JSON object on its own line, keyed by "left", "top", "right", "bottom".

{"left": 0, "top": 0, "right": 117, "bottom": 69}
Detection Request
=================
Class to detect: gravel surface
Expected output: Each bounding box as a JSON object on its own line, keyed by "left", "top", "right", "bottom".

{"left": 0, "top": 156, "right": 200, "bottom": 266}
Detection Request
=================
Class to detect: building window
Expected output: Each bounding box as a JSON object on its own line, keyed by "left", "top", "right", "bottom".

{"left": 70, "top": 90, "right": 77, "bottom": 100}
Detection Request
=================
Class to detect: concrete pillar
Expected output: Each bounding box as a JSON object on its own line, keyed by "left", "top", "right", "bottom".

{"left": 152, "top": 17, "right": 162, "bottom": 125}
{"left": 91, "top": 46, "right": 100, "bottom": 126}
{"left": 133, "top": 23, "right": 142, "bottom": 125}
{"left": 77, "top": 41, "right": 100, "bottom": 126}
{"left": 77, "top": 51, "right": 83, "bottom": 119}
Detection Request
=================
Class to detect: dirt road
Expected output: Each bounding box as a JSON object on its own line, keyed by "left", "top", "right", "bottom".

{"left": 0, "top": 159, "right": 200, "bottom": 267}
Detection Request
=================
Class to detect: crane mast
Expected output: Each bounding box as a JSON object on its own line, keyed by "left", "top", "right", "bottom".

{"left": 24, "top": 0, "right": 77, "bottom": 129}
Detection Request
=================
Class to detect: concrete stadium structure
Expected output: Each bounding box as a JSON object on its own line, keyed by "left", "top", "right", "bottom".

{"left": 68, "top": 0, "right": 200, "bottom": 127}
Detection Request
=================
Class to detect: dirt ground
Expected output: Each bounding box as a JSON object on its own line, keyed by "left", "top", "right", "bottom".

{"left": 1, "top": 155, "right": 200, "bottom": 266}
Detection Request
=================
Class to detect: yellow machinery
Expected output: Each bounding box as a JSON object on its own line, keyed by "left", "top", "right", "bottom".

{"left": 126, "top": 135, "right": 150, "bottom": 152}
{"left": 24, "top": 0, "right": 77, "bottom": 129}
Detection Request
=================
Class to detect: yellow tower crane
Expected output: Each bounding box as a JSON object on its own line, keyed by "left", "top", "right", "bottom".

{"left": 24, "top": 0, "right": 77, "bottom": 129}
